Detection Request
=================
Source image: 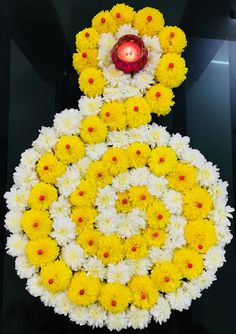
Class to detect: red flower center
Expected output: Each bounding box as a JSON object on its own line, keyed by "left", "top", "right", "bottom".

{"left": 116, "top": 12, "right": 121, "bottom": 18}
{"left": 101, "top": 17, "right": 106, "bottom": 23}
{"left": 105, "top": 111, "right": 110, "bottom": 117}
{"left": 111, "top": 300, "right": 117, "bottom": 306}
{"left": 147, "top": 15, "right": 152, "bottom": 21}
{"left": 152, "top": 232, "right": 159, "bottom": 238}
{"left": 140, "top": 194, "right": 146, "bottom": 200}
{"left": 156, "top": 91, "right": 161, "bottom": 98}
{"left": 164, "top": 277, "right": 170, "bottom": 282}
{"left": 159, "top": 157, "right": 165, "bottom": 163}
{"left": 37, "top": 249, "right": 43, "bottom": 255}
{"left": 197, "top": 202, "right": 203, "bottom": 208}
{"left": 88, "top": 240, "right": 94, "bottom": 246}
{"left": 198, "top": 244, "right": 203, "bottom": 250}
{"left": 43, "top": 165, "right": 49, "bottom": 171}
{"left": 39, "top": 195, "right": 45, "bottom": 201}
{"left": 85, "top": 32, "right": 89, "bottom": 37}
{"left": 48, "top": 279, "right": 54, "bottom": 285}
{"left": 133, "top": 106, "right": 139, "bottom": 112}
{"left": 157, "top": 214, "right": 163, "bottom": 220}
{"left": 77, "top": 217, "right": 83, "bottom": 223}
{"left": 82, "top": 52, "right": 87, "bottom": 58}
{"left": 112, "top": 156, "right": 117, "bottom": 161}
{"left": 79, "top": 289, "right": 85, "bottom": 295}
{"left": 33, "top": 222, "right": 39, "bottom": 228}
{"left": 103, "top": 252, "right": 109, "bottom": 258}
{"left": 170, "top": 32, "right": 175, "bottom": 38}
{"left": 65, "top": 144, "right": 70, "bottom": 150}
{"left": 168, "top": 63, "right": 174, "bottom": 69}
{"left": 88, "top": 127, "right": 94, "bottom": 132}
{"left": 131, "top": 246, "right": 137, "bottom": 252}
{"left": 141, "top": 293, "right": 147, "bottom": 300}
{"left": 179, "top": 175, "right": 185, "bottom": 181}
{"left": 136, "top": 150, "right": 141, "bottom": 155}
{"left": 122, "top": 198, "right": 128, "bottom": 205}
{"left": 79, "top": 191, "right": 84, "bottom": 196}
{"left": 188, "top": 263, "right": 193, "bottom": 269}
{"left": 97, "top": 172, "right": 103, "bottom": 178}
{"left": 88, "top": 78, "right": 94, "bottom": 84}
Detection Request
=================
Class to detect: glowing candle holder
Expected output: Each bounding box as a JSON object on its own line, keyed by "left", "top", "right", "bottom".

{"left": 111, "top": 34, "right": 148, "bottom": 74}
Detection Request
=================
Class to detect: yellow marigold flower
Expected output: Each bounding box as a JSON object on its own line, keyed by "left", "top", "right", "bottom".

{"left": 145, "top": 84, "right": 175, "bottom": 116}
{"left": 85, "top": 161, "right": 112, "bottom": 187}
{"left": 159, "top": 26, "right": 187, "bottom": 54}
{"left": 151, "top": 261, "right": 181, "bottom": 293}
{"left": 110, "top": 3, "right": 135, "bottom": 25}
{"left": 97, "top": 235, "right": 123, "bottom": 264}
{"left": 40, "top": 260, "right": 72, "bottom": 293}
{"left": 129, "top": 275, "right": 158, "bottom": 309}
{"left": 102, "top": 148, "right": 129, "bottom": 176}
{"left": 99, "top": 283, "right": 132, "bottom": 313}
{"left": 92, "top": 10, "right": 117, "bottom": 34}
{"left": 77, "top": 229, "right": 101, "bottom": 255}
{"left": 144, "top": 227, "right": 166, "bottom": 247}
{"left": 147, "top": 200, "right": 170, "bottom": 229}
{"left": 28, "top": 182, "right": 58, "bottom": 211}
{"left": 125, "top": 97, "right": 151, "bottom": 128}
{"left": 73, "top": 49, "right": 98, "bottom": 74}
{"left": 26, "top": 237, "right": 59, "bottom": 267}
{"left": 126, "top": 143, "right": 151, "bottom": 168}
{"left": 134, "top": 7, "right": 165, "bottom": 36}
{"left": 69, "top": 179, "right": 97, "bottom": 207}
{"left": 79, "top": 67, "right": 106, "bottom": 97}
{"left": 173, "top": 247, "right": 204, "bottom": 279}
{"left": 168, "top": 162, "right": 197, "bottom": 192}
{"left": 184, "top": 219, "right": 217, "bottom": 254}
{"left": 54, "top": 135, "right": 85, "bottom": 164}
{"left": 155, "top": 53, "right": 188, "bottom": 89}
{"left": 21, "top": 209, "right": 52, "bottom": 239}
{"left": 128, "top": 186, "right": 152, "bottom": 210}
{"left": 75, "top": 28, "right": 99, "bottom": 51}
{"left": 36, "top": 153, "right": 65, "bottom": 184}
{"left": 115, "top": 191, "right": 133, "bottom": 213}
{"left": 183, "top": 186, "right": 213, "bottom": 220}
{"left": 68, "top": 272, "right": 101, "bottom": 306}
{"left": 99, "top": 101, "right": 126, "bottom": 131}
{"left": 148, "top": 146, "right": 177, "bottom": 176}
{"left": 70, "top": 206, "right": 97, "bottom": 233}
{"left": 124, "top": 235, "right": 148, "bottom": 260}
{"left": 80, "top": 116, "right": 107, "bottom": 144}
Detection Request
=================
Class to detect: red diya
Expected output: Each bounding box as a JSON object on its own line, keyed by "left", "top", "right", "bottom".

{"left": 111, "top": 34, "right": 148, "bottom": 74}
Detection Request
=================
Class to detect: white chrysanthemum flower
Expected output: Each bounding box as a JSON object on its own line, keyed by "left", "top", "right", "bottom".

{"left": 107, "top": 261, "right": 133, "bottom": 284}
{"left": 117, "top": 83, "right": 142, "bottom": 100}
{"left": 191, "top": 270, "right": 216, "bottom": 291}
{"left": 162, "top": 190, "right": 183, "bottom": 215}
{"left": 6, "top": 233, "right": 28, "bottom": 257}
{"left": 128, "top": 208, "right": 146, "bottom": 228}
{"left": 15, "top": 255, "right": 38, "bottom": 279}
{"left": 112, "top": 171, "right": 131, "bottom": 192}
{"left": 210, "top": 200, "right": 234, "bottom": 226}
{"left": 169, "top": 133, "right": 190, "bottom": 157}
{"left": 53, "top": 109, "right": 82, "bottom": 135}
{"left": 103, "top": 64, "right": 130, "bottom": 87}
{"left": 51, "top": 217, "right": 76, "bottom": 246}
{"left": 78, "top": 95, "right": 103, "bottom": 117}
{"left": 32, "top": 126, "right": 58, "bottom": 153}
{"left": 87, "top": 303, "right": 107, "bottom": 328}
{"left": 129, "top": 258, "right": 152, "bottom": 276}
{"left": 103, "top": 87, "right": 126, "bottom": 102}
{"left": 180, "top": 148, "right": 206, "bottom": 168}
{"left": 129, "top": 167, "right": 151, "bottom": 186}
{"left": 49, "top": 196, "right": 71, "bottom": 219}
{"left": 20, "top": 148, "right": 41, "bottom": 167}
{"left": 54, "top": 292, "right": 74, "bottom": 316}
{"left": 98, "top": 33, "right": 115, "bottom": 58}
{"left": 143, "top": 35, "right": 162, "bottom": 53}
{"left": 182, "top": 281, "right": 201, "bottom": 300}
{"left": 204, "top": 246, "right": 226, "bottom": 271}
{"left": 166, "top": 288, "right": 191, "bottom": 311}
{"left": 69, "top": 305, "right": 88, "bottom": 326}
{"left": 86, "top": 142, "right": 108, "bottom": 161}
{"left": 149, "top": 247, "right": 173, "bottom": 263}
{"left": 107, "top": 130, "right": 130, "bottom": 148}
{"left": 147, "top": 175, "right": 168, "bottom": 198}
{"left": 95, "top": 186, "right": 117, "bottom": 212}
{"left": 4, "top": 210, "right": 22, "bottom": 233}
{"left": 106, "top": 311, "right": 128, "bottom": 331}
{"left": 26, "top": 274, "right": 44, "bottom": 297}
{"left": 215, "top": 225, "right": 233, "bottom": 247}
{"left": 4, "top": 186, "right": 29, "bottom": 211}
{"left": 208, "top": 180, "right": 228, "bottom": 204}
{"left": 61, "top": 242, "right": 85, "bottom": 271}
{"left": 150, "top": 295, "right": 171, "bottom": 324}
{"left": 131, "top": 70, "right": 155, "bottom": 93}
{"left": 74, "top": 156, "right": 91, "bottom": 175}
{"left": 115, "top": 24, "right": 139, "bottom": 39}
{"left": 197, "top": 162, "right": 219, "bottom": 187}
{"left": 165, "top": 231, "right": 186, "bottom": 250}
{"left": 96, "top": 209, "right": 119, "bottom": 235}
{"left": 127, "top": 305, "right": 151, "bottom": 329}
{"left": 117, "top": 212, "right": 144, "bottom": 238}
{"left": 167, "top": 215, "right": 187, "bottom": 233}
{"left": 40, "top": 290, "right": 57, "bottom": 307}
{"left": 56, "top": 166, "right": 80, "bottom": 197}
{"left": 13, "top": 165, "right": 38, "bottom": 189}
{"left": 145, "top": 51, "right": 162, "bottom": 74}
{"left": 147, "top": 124, "right": 170, "bottom": 148}
{"left": 83, "top": 257, "right": 106, "bottom": 280}
{"left": 128, "top": 125, "right": 151, "bottom": 143}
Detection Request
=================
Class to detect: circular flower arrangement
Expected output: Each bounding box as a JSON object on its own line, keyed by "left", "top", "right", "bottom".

{"left": 4, "top": 3, "right": 234, "bottom": 332}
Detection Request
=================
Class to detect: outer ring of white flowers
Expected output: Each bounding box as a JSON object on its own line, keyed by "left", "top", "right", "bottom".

{"left": 4, "top": 106, "right": 234, "bottom": 331}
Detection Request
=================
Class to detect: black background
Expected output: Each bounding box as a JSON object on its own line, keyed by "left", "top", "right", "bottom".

{"left": 0, "top": 0, "right": 236, "bottom": 333}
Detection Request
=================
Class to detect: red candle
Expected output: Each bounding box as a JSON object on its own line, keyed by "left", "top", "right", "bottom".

{"left": 111, "top": 34, "right": 148, "bottom": 74}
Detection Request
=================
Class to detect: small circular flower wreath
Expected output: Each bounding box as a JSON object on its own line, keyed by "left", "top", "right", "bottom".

{"left": 73, "top": 3, "right": 188, "bottom": 117}
{"left": 4, "top": 3, "right": 233, "bottom": 332}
